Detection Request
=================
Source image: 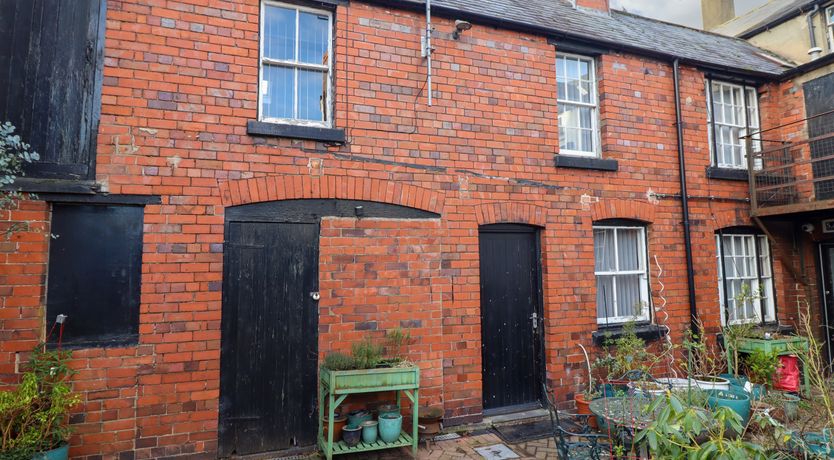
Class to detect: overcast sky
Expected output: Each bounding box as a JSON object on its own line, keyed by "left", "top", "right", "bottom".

{"left": 611, "top": 0, "right": 769, "bottom": 28}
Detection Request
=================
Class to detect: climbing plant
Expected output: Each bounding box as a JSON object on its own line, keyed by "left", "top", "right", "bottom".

{"left": 0, "top": 122, "right": 39, "bottom": 237}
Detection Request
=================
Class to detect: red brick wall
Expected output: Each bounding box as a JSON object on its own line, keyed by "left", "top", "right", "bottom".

{"left": 319, "top": 217, "right": 446, "bottom": 407}
{"left": 0, "top": 0, "right": 821, "bottom": 458}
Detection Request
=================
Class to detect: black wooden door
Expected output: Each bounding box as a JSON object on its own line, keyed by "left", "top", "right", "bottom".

{"left": 479, "top": 224, "right": 543, "bottom": 413}
{"left": 219, "top": 222, "right": 319, "bottom": 457}
{"left": 822, "top": 244, "right": 834, "bottom": 363}
{"left": 803, "top": 73, "right": 834, "bottom": 200}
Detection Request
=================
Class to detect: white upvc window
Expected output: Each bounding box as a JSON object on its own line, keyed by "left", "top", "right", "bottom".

{"left": 594, "top": 225, "right": 651, "bottom": 324}
{"left": 827, "top": 6, "right": 834, "bottom": 52}
{"left": 716, "top": 233, "right": 775, "bottom": 325}
{"left": 557, "top": 54, "right": 599, "bottom": 157}
{"left": 706, "top": 80, "right": 761, "bottom": 169}
{"left": 259, "top": 1, "right": 333, "bottom": 126}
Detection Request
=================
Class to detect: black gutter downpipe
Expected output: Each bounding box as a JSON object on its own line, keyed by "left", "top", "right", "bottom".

{"left": 673, "top": 59, "right": 699, "bottom": 335}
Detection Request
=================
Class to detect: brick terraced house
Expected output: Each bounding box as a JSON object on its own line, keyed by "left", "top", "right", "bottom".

{"left": 2, "top": 0, "right": 834, "bottom": 458}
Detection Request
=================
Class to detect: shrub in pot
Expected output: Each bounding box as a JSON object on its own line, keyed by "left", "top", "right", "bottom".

{"left": 0, "top": 345, "right": 80, "bottom": 460}
{"left": 743, "top": 349, "right": 780, "bottom": 400}
{"left": 706, "top": 389, "right": 751, "bottom": 426}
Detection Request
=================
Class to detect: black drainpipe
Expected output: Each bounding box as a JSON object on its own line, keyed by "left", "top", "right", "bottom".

{"left": 673, "top": 59, "right": 699, "bottom": 335}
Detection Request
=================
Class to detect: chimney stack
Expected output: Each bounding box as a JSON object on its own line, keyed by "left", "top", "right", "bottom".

{"left": 702, "top": 0, "right": 735, "bottom": 30}
{"left": 575, "top": 0, "right": 610, "bottom": 13}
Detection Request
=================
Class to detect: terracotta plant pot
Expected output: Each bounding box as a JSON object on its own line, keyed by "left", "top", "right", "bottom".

{"left": 418, "top": 406, "right": 444, "bottom": 435}
{"left": 322, "top": 413, "right": 347, "bottom": 440}
{"left": 574, "top": 393, "right": 598, "bottom": 429}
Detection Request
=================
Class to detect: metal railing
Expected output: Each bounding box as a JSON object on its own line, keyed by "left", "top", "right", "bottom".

{"left": 746, "top": 109, "right": 834, "bottom": 216}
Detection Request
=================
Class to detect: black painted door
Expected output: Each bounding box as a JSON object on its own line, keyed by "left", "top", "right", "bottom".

{"left": 822, "top": 244, "right": 834, "bottom": 363}
{"left": 479, "top": 225, "right": 543, "bottom": 413}
{"left": 219, "top": 222, "right": 319, "bottom": 457}
{"left": 803, "top": 73, "right": 834, "bottom": 200}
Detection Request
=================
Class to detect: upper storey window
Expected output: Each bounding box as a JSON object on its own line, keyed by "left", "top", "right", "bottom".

{"left": 259, "top": 2, "right": 332, "bottom": 126}
{"left": 707, "top": 81, "right": 760, "bottom": 170}
{"left": 827, "top": 6, "right": 834, "bottom": 52}
{"left": 557, "top": 54, "right": 599, "bottom": 157}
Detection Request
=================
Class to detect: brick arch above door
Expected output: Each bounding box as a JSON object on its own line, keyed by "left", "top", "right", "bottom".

{"left": 474, "top": 202, "right": 548, "bottom": 227}
{"left": 219, "top": 175, "right": 445, "bottom": 214}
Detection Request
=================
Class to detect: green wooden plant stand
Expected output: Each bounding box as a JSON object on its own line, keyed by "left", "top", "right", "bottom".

{"left": 319, "top": 366, "right": 420, "bottom": 460}
{"left": 724, "top": 335, "right": 810, "bottom": 394}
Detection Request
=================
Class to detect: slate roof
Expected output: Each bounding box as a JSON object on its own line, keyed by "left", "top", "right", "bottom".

{"left": 388, "top": 0, "right": 795, "bottom": 76}
{"left": 712, "top": 0, "right": 815, "bottom": 38}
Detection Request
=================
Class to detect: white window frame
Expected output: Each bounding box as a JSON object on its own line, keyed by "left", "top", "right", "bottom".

{"left": 258, "top": 1, "right": 333, "bottom": 127}
{"left": 556, "top": 53, "right": 600, "bottom": 158}
{"left": 706, "top": 80, "right": 761, "bottom": 170}
{"left": 593, "top": 225, "right": 651, "bottom": 324}
{"left": 716, "top": 233, "right": 776, "bottom": 326}
{"left": 827, "top": 6, "right": 834, "bottom": 52}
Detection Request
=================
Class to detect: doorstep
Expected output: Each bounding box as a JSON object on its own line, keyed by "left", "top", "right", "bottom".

{"left": 484, "top": 408, "right": 549, "bottom": 427}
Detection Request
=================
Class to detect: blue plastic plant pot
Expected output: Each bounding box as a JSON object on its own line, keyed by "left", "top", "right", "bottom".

{"left": 347, "top": 409, "right": 372, "bottom": 429}
{"left": 707, "top": 389, "right": 751, "bottom": 426}
{"left": 750, "top": 384, "right": 766, "bottom": 401}
{"left": 32, "top": 444, "right": 69, "bottom": 460}
{"left": 360, "top": 420, "right": 379, "bottom": 444}
{"left": 719, "top": 373, "right": 748, "bottom": 388}
{"left": 378, "top": 413, "right": 403, "bottom": 443}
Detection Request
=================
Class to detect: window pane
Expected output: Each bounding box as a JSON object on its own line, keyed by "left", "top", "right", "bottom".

{"left": 263, "top": 5, "right": 296, "bottom": 61}
{"left": 594, "top": 228, "right": 615, "bottom": 272}
{"left": 597, "top": 275, "right": 615, "bottom": 319}
{"left": 298, "top": 69, "right": 327, "bottom": 121}
{"left": 616, "top": 274, "right": 643, "bottom": 318}
{"left": 298, "top": 12, "right": 329, "bottom": 65}
{"left": 579, "top": 59, "right": 590, "bottom": 80}
{"left": 617, "top": 228, "right": 641, "bottom": 271}
{"left": 559, "top": 125, "right": 579, "bottom": 151}
{"left": 567, "top": 79, "right": 581, "bottom": 101}
{"left": 262, "top": 65, "right": 294, "bottom": 119}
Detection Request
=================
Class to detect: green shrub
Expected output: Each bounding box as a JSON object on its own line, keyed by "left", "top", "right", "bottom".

{"left": 351, "top": 337, "right": 384, "bottom": 370}
{"left": 322, "top": 352, "right": 357, "bottom": 371}
{"left": 743, "top": 349, "right": 780, "bottom": 386}
{"left": 0, "top": 346, "right": 80, "bottom": 458}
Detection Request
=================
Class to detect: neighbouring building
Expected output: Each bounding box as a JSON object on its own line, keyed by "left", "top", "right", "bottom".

{"left": 1, "top": 0, "right": 833, "bottom": 458}
{"left": 708, "top": 0, "right": 834, "bottom": 64}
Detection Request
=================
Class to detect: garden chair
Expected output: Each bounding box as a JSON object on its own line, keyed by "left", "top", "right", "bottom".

{"left": 542, "top": 384, "right": 611, "bottom": 460}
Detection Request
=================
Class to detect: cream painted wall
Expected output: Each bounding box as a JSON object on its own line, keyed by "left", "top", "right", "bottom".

{"left": 746, "top": 6, "right": 833, "bottom": 65}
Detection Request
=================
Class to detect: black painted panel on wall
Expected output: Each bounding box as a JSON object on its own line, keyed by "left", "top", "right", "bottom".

{"left": 803, "top": 73, "right": 834, "bottom": 200}
{"left": 47, "top": 204, "right": 143, "bottom": 346}
{"left": 0, "top": 0, "right": 106, "bottom": 180}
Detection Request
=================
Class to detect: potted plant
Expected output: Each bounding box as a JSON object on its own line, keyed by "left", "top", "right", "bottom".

{"left": 683, "top": 319, "right": 730, "bottom": 390}
{"left": 573, "top": 342, "right": 599, "bottom": 428}
{"left": 743, "top": 349, "right": 780, "bottom": 400}
{"left": 722, "top": 321, "right": 756, "bottom": 383}
{"left": 0, "top": 345, "right": 80, "bottom": 460}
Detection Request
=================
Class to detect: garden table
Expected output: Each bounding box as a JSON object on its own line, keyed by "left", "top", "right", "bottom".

{"left": 724, "top": 335, "right": 810, "bottom": 395}
{"left": 318, "top": 366, "right": 420, "bottom": 460}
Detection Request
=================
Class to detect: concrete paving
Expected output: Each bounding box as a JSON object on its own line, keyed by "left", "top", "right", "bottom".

{"left": 332, "top": 431, "right": 559, "bottom": 459}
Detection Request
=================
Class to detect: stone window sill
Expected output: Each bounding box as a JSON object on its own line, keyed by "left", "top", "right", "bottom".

{"left": 706, "top": 166, "right": 748, "bottom": 181}
{"left": 247, "top": 120, "right": 345, "bottom": 143}
{"left": 555, "top": 155, "right": 618, "bottom": 171}
{"left": 592, "top": 324, "right": 668, "bottom": 346}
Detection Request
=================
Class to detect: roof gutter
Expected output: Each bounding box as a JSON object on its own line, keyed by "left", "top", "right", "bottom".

{"left": 672, "top": 59, "right": 699, "bottom": 336}
{"left": 360, "top": 0, "right": 784, "bottom": 81}
{"left": 779, "top": 50, "right": 834, "bottom": 80}
{"left": 739, "top": 0, "right": 828, "bottom": 39}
